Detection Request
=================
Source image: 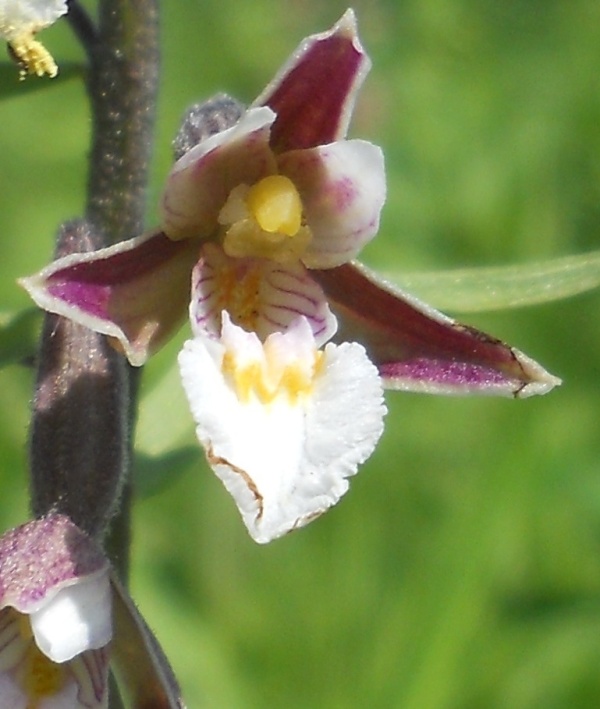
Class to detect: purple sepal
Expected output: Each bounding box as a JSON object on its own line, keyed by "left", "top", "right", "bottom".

{"left": 314, "top": 262, "right": 560, "bottom": 397}
{"left": 21, "top": 231, "right": 200, "bottom": 366}
{"left": 0, "top": 514, "right": 107, "bottom": 614}
{"left": 254, "top": 9, "right": 370, "bottom": 153}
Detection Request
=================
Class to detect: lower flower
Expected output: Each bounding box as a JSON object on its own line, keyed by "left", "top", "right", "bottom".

{"left": 179, "top": 312, "right": 386, "bottom": 543}
{"left": 0, "top": 611, "right": 108, "bottom": 708}
{"left": 0, "top": 515, "right": 111, "bottom": 708}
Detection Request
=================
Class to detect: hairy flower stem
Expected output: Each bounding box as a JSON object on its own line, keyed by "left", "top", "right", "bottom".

{"left": 86, "top": 0, "right": 159, "bottom": 242}
{"left": 30, "top": 221, "right": 129, "bottom": 542}
{"left": 29, "top": 0, "right": 159, "bottom": 589}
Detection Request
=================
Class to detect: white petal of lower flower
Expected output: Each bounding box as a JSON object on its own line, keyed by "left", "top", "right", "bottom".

{"left": 190, "top": 243, "right": 337, "bottom": 345}
{"left": 278, "top": 139, "right": 386, "bottom": 269}
{"left": 179, "top": 314, "right": 386, "bottom": 543}
{"left": 29, "top": 572, "right": 112, "bottom": 663}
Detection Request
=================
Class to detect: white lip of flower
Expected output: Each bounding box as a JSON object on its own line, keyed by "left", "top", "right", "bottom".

{"left": 179, "top": 312, "right": 386, "bottom": 544}
{"left": 0, "top": 0, "right": 68, "bottom": 77}
{"left": 29, "top": 570, "right": 112, "bottom": 664}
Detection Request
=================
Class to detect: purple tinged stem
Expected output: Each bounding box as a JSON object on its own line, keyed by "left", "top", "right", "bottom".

{"left": 30, "top": 221, "right": 129, "bottom": 540}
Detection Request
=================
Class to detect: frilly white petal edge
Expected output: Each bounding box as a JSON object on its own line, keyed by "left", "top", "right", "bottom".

{"left": 179, "top": 314, "right": 386, "bottom": 543}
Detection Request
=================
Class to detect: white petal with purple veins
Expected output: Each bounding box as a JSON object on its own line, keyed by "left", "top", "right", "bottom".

{"left": 161, "top": 107, "right": 278, "bottom": 241}
{"left": 279, "top": 140, "right": 386, "bottom": 268}
{"left": 189, "top": 243, "right": 337, "bottom": 345}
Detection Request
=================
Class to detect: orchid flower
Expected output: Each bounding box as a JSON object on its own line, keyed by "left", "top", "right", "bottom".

{"left": 21, "top": 11, "right": 560, "bottom": 543}
{"left": 21, "top": 10, "right": 384, "bottom": 364}
{"left": 0, "top": 0, "right": 67, "bottom": 77}
{"left": 0, "top": 515, "right": 111, "bottom": 708}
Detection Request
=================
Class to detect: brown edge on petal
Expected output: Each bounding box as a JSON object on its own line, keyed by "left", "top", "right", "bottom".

{"left": 206, "top": 445, "right": 265, "bottom": 521}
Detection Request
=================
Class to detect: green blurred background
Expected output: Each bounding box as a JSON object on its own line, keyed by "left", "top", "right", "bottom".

{"left": 2, "top": 1, "right": 600, "bottom": 706}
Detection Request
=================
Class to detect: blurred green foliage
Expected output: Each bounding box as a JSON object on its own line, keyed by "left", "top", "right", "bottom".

{"left": 1, "top": 1, "right": 600, "bottom": 707}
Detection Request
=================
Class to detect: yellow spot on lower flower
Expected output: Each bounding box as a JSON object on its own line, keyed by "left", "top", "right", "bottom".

{"left": 219, "top": 176, "right": 312, "bottom": 263}
{"left": 6, "top": 31, "right": 58, "bottom": 78}
{"left": 21, "top": 642, "right": 67, "bottom": 704}
{"left": 16, "top": 612, "right": 34, "bottom": 640}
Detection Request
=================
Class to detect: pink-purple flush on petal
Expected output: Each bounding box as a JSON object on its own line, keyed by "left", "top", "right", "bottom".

{"left": 0, "top": 514, "right": 108, "bottom": 613}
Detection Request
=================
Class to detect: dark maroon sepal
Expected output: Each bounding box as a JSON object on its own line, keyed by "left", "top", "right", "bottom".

{"left": 315, "top": 262, "right": 560, "bottom": 397}
{"left": 255, "top": 10, "right": 369, "bottom": 153}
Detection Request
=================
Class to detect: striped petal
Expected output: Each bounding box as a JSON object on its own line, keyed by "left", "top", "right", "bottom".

{"left": 189, "top": 243, "right": 337, "bottom": 346}
{"left": 0, "top": 611, "right": 108, "bottom": 709}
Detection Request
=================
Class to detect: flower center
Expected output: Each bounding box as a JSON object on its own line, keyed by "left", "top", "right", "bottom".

{"left": 211, "top": 257, "right": 264, "bottom": 333}
{"left": 246, "top": 174, "right": 302, "bottom": 236}
{"left": 219, "top": 175, "right": 312, "bottom": 263}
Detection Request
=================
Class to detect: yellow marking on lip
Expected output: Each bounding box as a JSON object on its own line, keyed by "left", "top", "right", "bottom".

{"left": 222, "top": 348, "right": 323, "bottom": 405}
